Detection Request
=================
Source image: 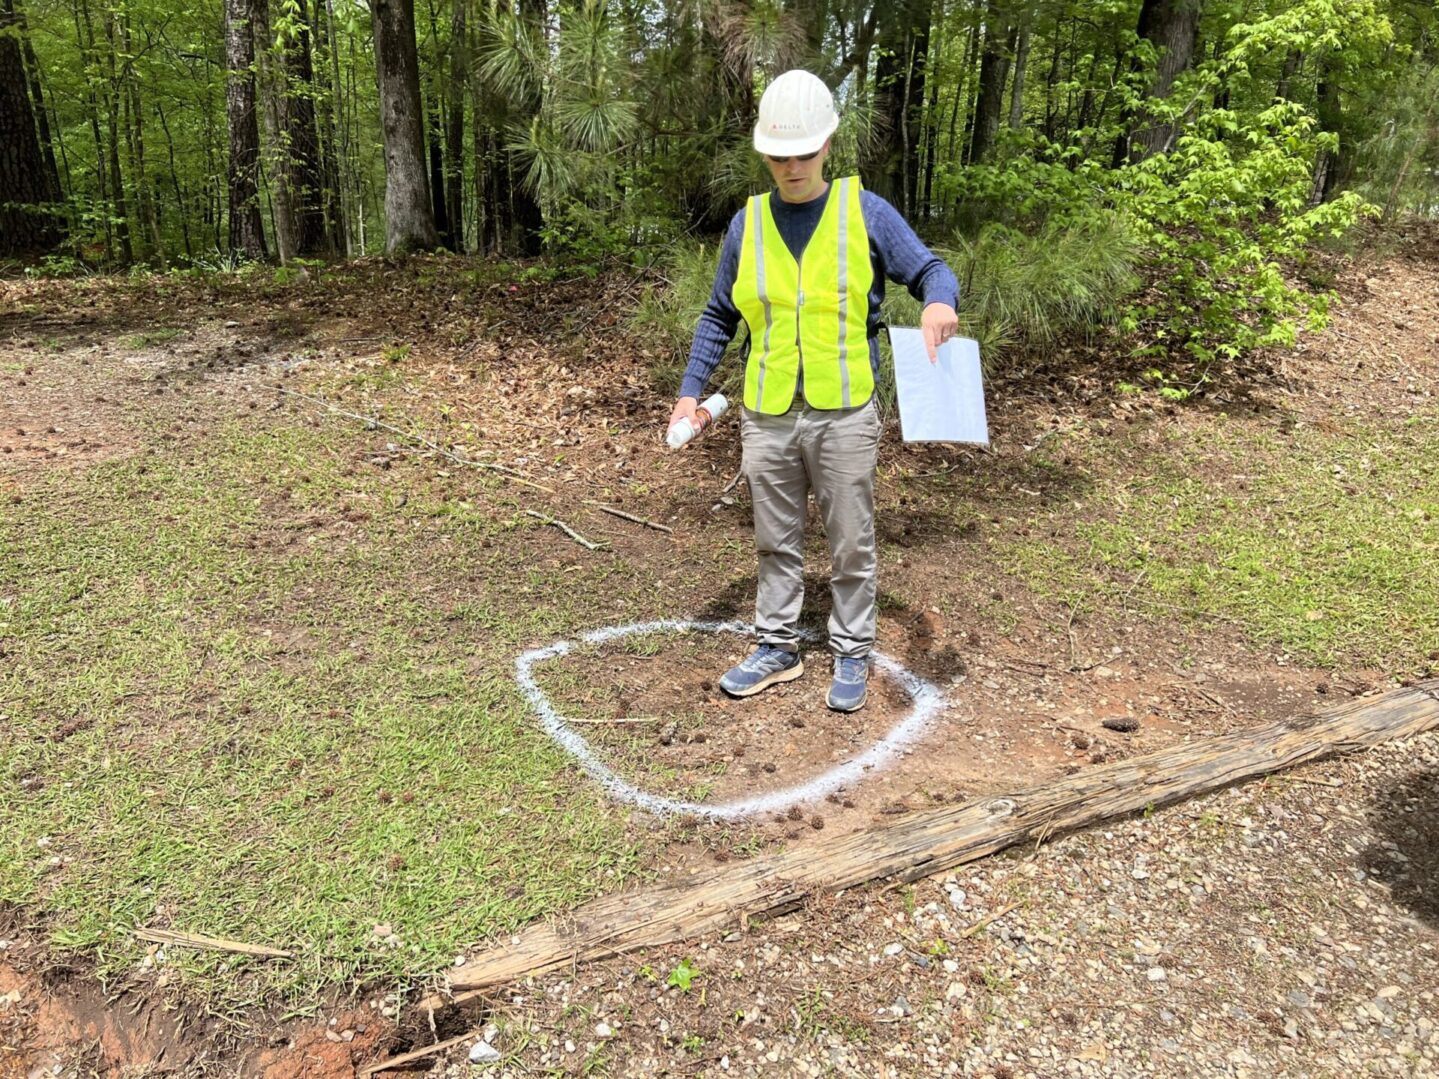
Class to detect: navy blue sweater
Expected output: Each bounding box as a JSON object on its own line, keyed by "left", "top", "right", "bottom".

{"left": 679, "top": 186, "right": 960, "bottom": 402}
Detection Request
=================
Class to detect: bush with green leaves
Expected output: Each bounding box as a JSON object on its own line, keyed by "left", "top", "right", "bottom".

{"left": 1111, "top": 101, "right": 1372, "bottom": 379}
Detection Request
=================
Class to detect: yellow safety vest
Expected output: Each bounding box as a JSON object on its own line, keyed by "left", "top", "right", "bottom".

{"left": 732, "top": 176, "right": 874, "bottom": 414}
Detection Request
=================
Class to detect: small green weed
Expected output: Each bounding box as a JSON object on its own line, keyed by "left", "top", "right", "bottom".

{"left": 666, "top": 957, "right": 699, "bottom": 991}
{"left": 123, "top": 328, "right": 182, "bottom": 349}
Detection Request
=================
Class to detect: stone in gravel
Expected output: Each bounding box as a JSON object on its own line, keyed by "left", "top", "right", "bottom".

{"left": 891, "top": 996, "right": 913, "bottom": 1018}
{"left": 883, "top": 942, "right": 904, "bottom": 957}
{"left": 469, "top": 1041, "right": 502, "bottom": 1063}
{"left": 658, "top": 723, "right": 676, "bottom": 746}
{"left": 1147, "top": 967, "right": 1168, "bottom": 982}
{"left": 596, "top": 1022, "right": 614, "bottom": 1037}
{"left": 1287, "top": 989, "right": 1312, "bottom": 1008}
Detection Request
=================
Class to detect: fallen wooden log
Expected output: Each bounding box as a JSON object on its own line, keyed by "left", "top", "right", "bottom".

{"left": 431, "top": 680, "right": 1439, "bottom": 1001}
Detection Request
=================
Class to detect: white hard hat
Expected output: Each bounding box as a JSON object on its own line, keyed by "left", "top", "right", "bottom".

{"left": 753, "top": 70, "right": 839, "bottom": 156}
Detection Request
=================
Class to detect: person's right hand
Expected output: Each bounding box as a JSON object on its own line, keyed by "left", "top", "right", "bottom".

{"left": 667, "top": 396, "right": 699, "bottom": 436}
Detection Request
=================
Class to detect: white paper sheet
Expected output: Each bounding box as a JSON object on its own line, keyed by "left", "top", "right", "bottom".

{"left": 887, "top": 327, "right": 989, "bottom": 445}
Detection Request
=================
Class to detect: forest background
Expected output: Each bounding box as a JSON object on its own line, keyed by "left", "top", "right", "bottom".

{"left": 2, "top": 0, "right": 1438, "bottom": 379}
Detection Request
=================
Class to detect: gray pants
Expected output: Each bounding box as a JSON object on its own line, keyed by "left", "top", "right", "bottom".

{"left": 740, "top": 401, "right": 880, "bottom": 658}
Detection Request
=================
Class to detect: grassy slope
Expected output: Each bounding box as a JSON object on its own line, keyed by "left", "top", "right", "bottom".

{"left": 0, "top": 421, "right": 640, "bottom": 1002}
{"left": 1003, "top": 409, "right": 1439, "bottom": 671}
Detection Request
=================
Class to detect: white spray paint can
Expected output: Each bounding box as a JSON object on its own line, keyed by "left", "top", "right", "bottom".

{"left": 666, "top": 393, "right": 729, "bottom": 449}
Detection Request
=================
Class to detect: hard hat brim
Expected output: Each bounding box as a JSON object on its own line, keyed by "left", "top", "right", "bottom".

{"left": 752, "top": 115, "right": 838, "bottom": 158}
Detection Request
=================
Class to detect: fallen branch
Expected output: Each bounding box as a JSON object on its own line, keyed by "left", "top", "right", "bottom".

{"left": 959, "top": 900, "right": 1023, "bottom": 939}
{"left": 277, "top": 388, "right": 553, "bottom": 492}
{"left": 133, "top": 928, "right": 291, "bottom": 959}
{"left": 563, "top": 714, "right": 666, "bottom": 725}
{"left": 358, "top": 1032, "right": 474, "bottom": 1078}
{"left": 524, "top": 510, "right": 605, "bottom": 551}
{"left": 420, "top": 679, "right": 1439, "bottom": 1004}
{"left": 584, "top": 501, "right": 674, "bottom": 534}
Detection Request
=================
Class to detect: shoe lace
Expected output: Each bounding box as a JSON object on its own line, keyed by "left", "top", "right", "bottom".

{"left": 835, "top": 656, "right": 867, "bottom": 682}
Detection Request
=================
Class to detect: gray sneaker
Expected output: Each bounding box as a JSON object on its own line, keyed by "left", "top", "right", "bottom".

{"left": 719, "top": 644, "right": 804, "bottom": 697}
{"left": 826, "top": 655, "right": 869, "bottom": 712}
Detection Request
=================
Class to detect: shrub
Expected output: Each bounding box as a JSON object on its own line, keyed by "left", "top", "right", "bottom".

{"left": 629, "top": 242, "right": 744, "bottom": 397}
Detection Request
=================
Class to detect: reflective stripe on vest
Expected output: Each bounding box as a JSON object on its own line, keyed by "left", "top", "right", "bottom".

{"left": 732, "top": 177, "right": 874, "bottom": 414}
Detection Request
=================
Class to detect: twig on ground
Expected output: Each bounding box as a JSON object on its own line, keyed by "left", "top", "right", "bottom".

{"left": 721, "top": 469, "right": 744, "bottom": 494}
{"left": 524, "top": 510, "right": 605, "bottom": 551}
{"left": 276, "top": 387, "right": 553, "bottom": 492}
{"left": 1063, "top": 603, "right": 1098, "bottom": 672}
{"left": 358, "top": 1032, "right": 474, "bottom": 1078}
{"left": 562, "top": 714, "right": 666, "bottom": 725}
{"left": 584, "top": 501, "right": 674, "bottom": 533}
{"left": 959, "top": 901, "right": 1023, "bottom": 939}
{"left": 133, "top": 928, "right": 291, "bottom": 959}
{"left": 1120, "top": 568, "right": 1150, "bottom": 609}
{"left": 1270, "top": 774, "right": 1343, "bottom": 789}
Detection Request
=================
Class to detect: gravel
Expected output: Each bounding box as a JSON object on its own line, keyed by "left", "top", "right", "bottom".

{"left": 426, "top": 730, "right": 1439, "bottom": 1078}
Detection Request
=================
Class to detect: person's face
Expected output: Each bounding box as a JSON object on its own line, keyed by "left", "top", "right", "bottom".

{"left": 764, "top": 139, "right": 831, "bottom": 203}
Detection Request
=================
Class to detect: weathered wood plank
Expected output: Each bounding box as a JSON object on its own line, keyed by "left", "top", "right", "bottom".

{"left": 438, "top": 680, "right": 1439, "bottom": 997}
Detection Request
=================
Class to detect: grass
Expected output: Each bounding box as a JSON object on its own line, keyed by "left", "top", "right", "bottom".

{"left": 122, "top": 328, "right": 182, "bottom": 349}
{"left": 0, "top": 421, "right": 642, "bottom": 1004}
{"left": 1000, "top": 409, "right": 1439, "bottom": 671}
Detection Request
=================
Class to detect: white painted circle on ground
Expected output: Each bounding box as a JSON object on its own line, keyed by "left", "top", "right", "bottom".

{"left": 514, "top": 620, "right": 947, "bottom": 820}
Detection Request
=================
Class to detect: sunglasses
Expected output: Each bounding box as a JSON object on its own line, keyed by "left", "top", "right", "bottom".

{"left": 765, "top": 151, "right": 821, "bottom": 164}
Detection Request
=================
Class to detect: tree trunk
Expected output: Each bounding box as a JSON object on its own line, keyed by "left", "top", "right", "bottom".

{"left": 122, "top": 16, "right": 164, "bottom": 265}
{"left": 510, "top": 0, "right": 545, "bottom": 254}
{"left": 945, "top": 14, "right": 978, "bottom": 169}
{"left": 286, "top": 0, "right": 329, "bottom": 255}
{"left": 968, "top": 0, "right": 1013, "bottom": 164}
{"left": 319, "top": 0, "right": 350, "bottom": 254}
{"left": 870, "top": 0, "right": 931, "bottom": 215}
{"left": 1114, "top": 0, "right": 1203, "bottom": 165}
{"left": 1007, "top": 22, "right": 1029, "bottom": 129}
{"left": 155, "top": 99, "right": 193, "bottom": 259}
{"left": 921, "top": 21, "right": 941, "bottom": 219}
{"left": 1041, "top": 8, "right": 1062, "bottom": 141}
{"left": 445, "top": 0, "right": 466, "bottom": 251}
{"left": 9, "top": 0, "right": 62, "bottom": 204}
{"left": 1311, "top": 50, "right": 1344, "bottom": 204}
{"left": 74, "top": 0, "right": 112, "bottom": 259}
{"left": 371, "top": 0, "right": 438, "bottom": 253}
{"left": 101, "top": 6, "right": 133, "bottom": 262}
{"left": 426, "top": 90, "right": 450, "bottom": 246}
{"left": 255, "top": 0, "right": 297, "bottom": 262}
{"left": 1275, "top": 48, "right": 1302, "bottom": 102}
{"left": 0, "top": 0, "right": 60, "bottom": 256}
{"left": 224, "top": 0, "right": 268, "bottom": 260}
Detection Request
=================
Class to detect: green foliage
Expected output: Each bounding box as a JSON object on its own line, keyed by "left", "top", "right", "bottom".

{"left": 23, "top": 254, "right": 87, "bottom": 279}
{"left": 629, "top": 242, "right": 743, "bottom": 394}
{"left": 1352, "top": 62, "right": 1439, "bottom": 220}
{"left": 1115, "top": 102, "right": 1373, "bottom": 370}
{"left": 666, "top": 957, "right": 699, "bottom": 991}
{"left": 876, "top": 214, "right": 1140, "bottom": 407}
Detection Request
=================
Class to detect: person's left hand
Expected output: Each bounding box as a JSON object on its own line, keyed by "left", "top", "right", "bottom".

{"left": 921, "top": 302, "right": 960, "bottom": 363}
